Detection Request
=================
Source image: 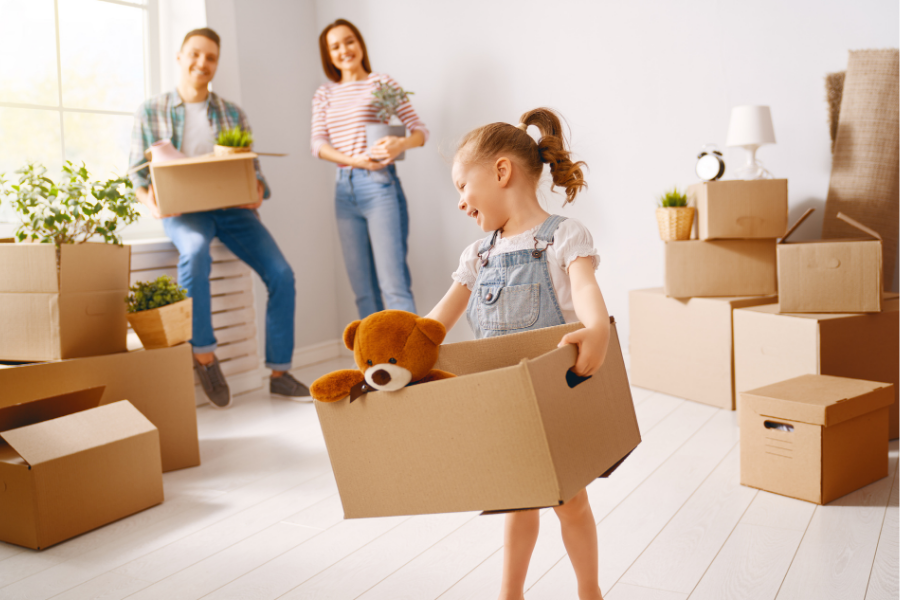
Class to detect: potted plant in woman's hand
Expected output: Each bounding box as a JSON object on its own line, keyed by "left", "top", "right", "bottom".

{"left": 214, "top": 126, "right": 253, "bottom": 157}
{"left": 366, "top": 81, "right": 414, "bottom": 161}
{"left": 126, "top": 275, "right": 193, "bottom": 349}
{"left": 655, "top": 187, "right": 695, "bottom": 241}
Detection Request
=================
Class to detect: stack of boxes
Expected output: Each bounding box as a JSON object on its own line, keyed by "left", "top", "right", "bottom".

{"left": 0, "top": 240, "right": 200, "bottom": 550}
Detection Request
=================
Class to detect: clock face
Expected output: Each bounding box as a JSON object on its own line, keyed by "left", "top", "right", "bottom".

{"left": 696, "top": 154, "right": 724, "bottom": 181}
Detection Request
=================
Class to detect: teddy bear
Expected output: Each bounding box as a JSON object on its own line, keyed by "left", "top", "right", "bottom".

{"left": 311, "top": 310, "right": 456, "bottom": 403}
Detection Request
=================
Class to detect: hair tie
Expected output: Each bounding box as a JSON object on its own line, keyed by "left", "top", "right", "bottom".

{"left": 516, "top": 122, "right": 527, "bottom": 131}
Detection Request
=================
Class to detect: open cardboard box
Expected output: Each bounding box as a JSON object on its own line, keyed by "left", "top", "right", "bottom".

{"left": 664, "top": 239, "right": 778, "bottom": 298}
{"left": 740, "top": 374, "right": 891, "bottom": 504}
{"left": 150, "top": 153, "right": 259, "bottom": 216}
{"left": 688, "top": 179, "right": 788, "bottom": 240}
{"left": 316, "top": 319, "right": 641, "bottom": 518}
{"left": 0, "top": 344, "right": 199, "bottom": 472}
{"left": 0, "top": 387, "right": 164, "bottom": 549}
{"left": 777, "top": 209, "right": 883, "bottom": 313}
{"left": 629, "top": 288, "right": 777, "bottom": 409}
{"left": 0, "top": 241, "right": 131, "bottom": 361}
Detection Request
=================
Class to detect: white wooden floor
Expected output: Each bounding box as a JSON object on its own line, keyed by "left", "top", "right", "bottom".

{"left": 1, "top": 357, "right": 897, "bottom": 600}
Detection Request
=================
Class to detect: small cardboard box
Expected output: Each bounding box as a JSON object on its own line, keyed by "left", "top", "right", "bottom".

{"left": 777, "top": 209, "right": 883, "bottom": 313}
{"left": 316, "top": 320, "right": 641, "bottom": 518}
{"left": 664, "top": 239, "right": 778, "bottom": 298}
{"left": 0, "top": 343, "right": 199, "bottom": 472}
{"left": 150, "top": 153, "right": 259, "bottom": 216}
{"left": 0, "top": 241, "right": 131, "bottom": 361}
{"left": 629, "top": 288, "right": 777, "bottom": 409}
{"left": 0, "top": 388, "right": 164, "bottom": 550}
{"left": 688, "top": 179, "right": 788, "bottom": 240}
{"left": 740, "top": 374, "right": 891, "bottom": 504}
{"left": 734, "top": 295, "right": 899, "bottom": 439}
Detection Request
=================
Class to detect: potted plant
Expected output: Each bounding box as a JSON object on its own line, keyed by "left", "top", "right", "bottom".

{"left": 655, "top": 186, "right": 695, "bottom": 241}
{"left": 126, "top": 275, "right": 193, "bottom": 349}
{"left": 365, "top": 81, "right": 414, "bottom": 162}
{"left": 214, "top": 126, "right": 254, "bottom": 157}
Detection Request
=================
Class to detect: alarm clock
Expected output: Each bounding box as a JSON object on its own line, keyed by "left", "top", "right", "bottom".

{"left": 696, "top": 144, "right": 725, "bottom": 181}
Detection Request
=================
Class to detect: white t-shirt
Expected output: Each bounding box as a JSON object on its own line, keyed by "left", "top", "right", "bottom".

{"left": 181, "top": 100, "right": 215, "bottom": 157}
{"left": 451, "top": 218, "right": 600, "bottom": 324}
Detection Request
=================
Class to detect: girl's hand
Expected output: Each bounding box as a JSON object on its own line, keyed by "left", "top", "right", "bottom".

{"left": 558, "top": 326, "right": 607, "bottom": 377}
{"left": 349, "top": 154, "right": 389, "bottom": 171}
{"left": 368, "top": 136, "right": 407, "bottom": 161}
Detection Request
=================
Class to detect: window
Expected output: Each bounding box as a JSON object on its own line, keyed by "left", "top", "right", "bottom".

{"left": 0, "top": 0, "right": 161, "bottom": 238}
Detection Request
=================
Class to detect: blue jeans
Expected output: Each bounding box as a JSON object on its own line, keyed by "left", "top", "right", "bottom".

{"left": 335, "top": 165, "right": 416, "bottom": 318}
{"left": 162, "top": 208, "right": 295, "bottom": 370}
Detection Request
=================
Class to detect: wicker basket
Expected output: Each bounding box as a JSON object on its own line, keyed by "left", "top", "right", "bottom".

{"left": 127, "top": 297, "right": 193, "bottom": 350}
{"left": 213, "top": 145, "right": 252, "bottom": 157}
{"left": 656, "top": 207, "right": 695, "bottom": 241}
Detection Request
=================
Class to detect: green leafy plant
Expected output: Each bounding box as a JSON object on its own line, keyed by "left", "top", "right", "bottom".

{"left": 216, "top": 126, "right": 253, "bottom": 148}
{"left": 126, "top": 275, "right": 188, "bottom": 313}
{"left": 0, "top": 162, "right": 139, "bottom": 247}
{"left": 658, "top": 186, "right": 688, "bottom": 208}
{"left": 372, "top": 81, "right": 414, "bottom": 124}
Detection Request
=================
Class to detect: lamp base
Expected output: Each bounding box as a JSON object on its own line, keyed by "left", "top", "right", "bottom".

{"left": 734, "top": 145, "right": 774, "bottom": 180}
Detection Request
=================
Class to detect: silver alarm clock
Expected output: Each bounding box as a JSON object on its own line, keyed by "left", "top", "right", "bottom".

{"left": 696, "top": 144, "right": 725, "bottom": 181}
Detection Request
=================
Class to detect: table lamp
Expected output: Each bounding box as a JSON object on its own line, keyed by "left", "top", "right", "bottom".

{"left": 726, "top": 105, "right": 776, "bottom": 179}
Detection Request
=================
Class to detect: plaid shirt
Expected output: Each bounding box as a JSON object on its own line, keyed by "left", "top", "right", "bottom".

{"left": 128, "top": 89, "right": 270, "bottom": 199}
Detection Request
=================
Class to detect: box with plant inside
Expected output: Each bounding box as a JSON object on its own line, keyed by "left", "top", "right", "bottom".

{"left": 365, "top": 81, "right": 414, "bottom": 162}
{"left": 656, "top": 187, "right": 695, "bottom": 241}
{"left": 126, "top": 275, "right": 193, "bottom": 350}
{"left": 0, "top": 162, "right": 138, "bottom": 361}
{"left": 214, "top": 125, "right": 254, "bottom": 157}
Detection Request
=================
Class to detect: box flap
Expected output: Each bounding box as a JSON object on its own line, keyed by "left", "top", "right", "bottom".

{"left": 0, "top": 401, "right": 156, "bottom": 466}
{"left": 0, "top": 242, "right": 59, "bottom": 293}
{"left": 780, "top": 208, "right": 815, "bottom": 243}
{"left": 0, "top": 386, "right": 105, "bottom": 432}
{"left": 742, "top": 374, "right": 894, "bottom": 426}
{"left": 836, "top": 212, "right": 883, "bottom": 241}
{"left": 149, "top": 152, "right": 258, "bottom": 168}
{"left": 59, "top": 243, "right": 131, "bottom": 292}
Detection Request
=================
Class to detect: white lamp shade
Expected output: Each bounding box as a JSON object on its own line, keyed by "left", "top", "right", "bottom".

{"left": 726, "top": 105, "right": 776, "bottom": 147}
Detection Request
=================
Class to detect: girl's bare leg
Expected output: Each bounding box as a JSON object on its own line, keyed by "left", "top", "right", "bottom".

{"left": 498, "top": 509, "right": 540, "bottom": 600}
{"left": 553, "top": 489, "right": 603, "bottom": 600}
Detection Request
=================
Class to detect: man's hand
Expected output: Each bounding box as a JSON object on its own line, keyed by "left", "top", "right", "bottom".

{"left": 238, "top": 180, "right": 265, "bottom": 210}
{"left": 136, "top": 185, "right": 181, "bottom": 219}
{"left": 368, "top": 136, "right": 407, "bottom": 162}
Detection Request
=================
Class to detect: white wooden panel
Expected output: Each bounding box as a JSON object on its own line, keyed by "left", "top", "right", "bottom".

{"left": 210, "top": 275, "right": 251, "bottom": 296}
{"left": 215, "top": 338, "right": 257, "bottom": 361}
{"left": 211, "top": 307, "right": 255, "bottom": 329}
{"left": 128, "top": 245, "right": 239, "bottom": 271}
{"left": 129, "top": 261, "right": 248, "bottom": 287}
{"left": 866, "top": 466, "right": 899, "bottom": 600}
{"left": 210, "top": 290, "right": 253, "bottom": 313}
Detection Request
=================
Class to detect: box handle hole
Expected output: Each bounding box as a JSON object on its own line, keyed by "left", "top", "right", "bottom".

{"left": 764, "top": 420, "right": 793, "bottom": 432}
{"left": 566, "top": 369, "right": 592, "bottom": 389}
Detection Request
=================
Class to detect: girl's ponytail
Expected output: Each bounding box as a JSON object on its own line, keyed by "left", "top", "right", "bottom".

{"left": 519, "top": 108, "right": 587, "bottom": 204}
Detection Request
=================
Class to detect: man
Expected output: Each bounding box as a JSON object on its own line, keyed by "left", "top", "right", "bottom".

{"left": 128, "top": 27, "right": 309, "bottom": 407}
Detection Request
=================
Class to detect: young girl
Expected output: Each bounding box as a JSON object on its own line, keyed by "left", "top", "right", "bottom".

{"left": 426, "top": 108, "right": 610, "bottom": 600}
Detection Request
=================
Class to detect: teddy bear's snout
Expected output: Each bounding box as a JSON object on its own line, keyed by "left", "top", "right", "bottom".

{"left": 371, "top": 369, "right": 392, "bottom": 385}
{"left": 364, "top": 363, "right": 413, "bottom": 392}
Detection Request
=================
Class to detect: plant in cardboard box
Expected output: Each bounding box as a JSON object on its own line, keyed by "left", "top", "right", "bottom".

{"left": 656, "top": 186, "right": 694, "bottom": 241}
{"left": 366, "top": 81, "right": 414, "bottom": 161}
{"left": 311, "top": 310, "right": 455, "bottom": 403}
{"left": 126, "top": 275, "right": 192, "bottom": 349}
{"left": 214, "top": 126, "right": 254, "bottom": 157}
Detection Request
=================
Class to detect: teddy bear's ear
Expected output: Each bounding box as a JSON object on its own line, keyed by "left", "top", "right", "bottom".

{"left": 343, "top": 320, "right": 362, "bottom": 350}
{"left": 415, "top": 317, "right": 446, "bottom": 346}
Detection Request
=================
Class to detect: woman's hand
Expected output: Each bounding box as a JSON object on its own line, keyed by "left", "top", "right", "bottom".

{"left": 558, "top": 327, "right": 607, "bottom": 377}
{"left": 349, "top": 154, "right": 390, "bottom": 171}
{"left": 368, "top": 136, "right": 407, "bottom": 162}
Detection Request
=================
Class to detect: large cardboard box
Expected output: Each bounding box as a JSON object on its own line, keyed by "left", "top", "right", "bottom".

{"left": 150, "top": 153, "right": 258, "bottom": 216}
{"left": 0, "top": 344, "right": 200, "bottom": 472}
{"left": 688, "top": 179, "right": 788, "bottom": 240}
{"left": 734, "top": 296, "right": 900, "bottom": 439}
{"left": 664, "top": 239, "right": 778, "bottom": 298}
{"left": 316, "top": 320, "right": 640, "bottom": 518}
{"left": 777, "top": 210, "right": 883, "bottom": 313}
{"left": 740, "top": 374, "right": 891, "bottom": 504}
{"left": 0, "top": 388, "right": 164, "bottom": 550}
{"left": 0, "top": 241, "right": 131, "bottom": 361}
{"left": 629, "top": 288, "right": 777, "bottom": 409}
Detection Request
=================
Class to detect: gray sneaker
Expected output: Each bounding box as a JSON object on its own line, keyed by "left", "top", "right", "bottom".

{"left": 271, "top": 372, "right": 312, "bottom": 400}
{"left": 194, "top": 355, "right": 232, "bottom": 409}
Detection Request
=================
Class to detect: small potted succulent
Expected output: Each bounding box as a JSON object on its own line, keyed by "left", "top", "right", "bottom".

{"left": 126, "top": 275, "right": 193, "bottom": 349}
{"left": 655, "top": 187, "right": 695, "bottom": 241}
{"left": 214, "top": 126, "right": 254, "bottom": 157}
{"left": 365, "top": 81, "right": 414, "bottom": 161}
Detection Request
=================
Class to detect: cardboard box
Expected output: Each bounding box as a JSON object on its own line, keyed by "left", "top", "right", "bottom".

{"left": 0, "top": 387, "right": 164, "bottom": 550}
{"left": 629, "top": 288, "right": 777, "bottom": 409}
{"left": 0, "top": 344, "right": 199, "bottom": 472}
{"left": 665, "top": 239, "right": 778, "bottom": 298}
{"left": 740, "top": 374, "right": 891, "bottom": 504}
{"left": 688, "top": 179, "right": 788, "bottom": 240}
{"left": 150, "top": 153, "right": 258, "bottom": 216}
{"left": 734, "top": 295, "right": 899, "bottom": 439}
{"left": 777, "top": 209, "right": 883, "bottom": 313}
{"left": 316, "top": 320, "right": 640, "bottom": 518}
{"left": 0, "top": 241, "right": 131, "bottom": 361}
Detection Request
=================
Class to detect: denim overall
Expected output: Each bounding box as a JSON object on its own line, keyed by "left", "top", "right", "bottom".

{"left": 466, "top": 215, "right": 568, "bottom": 339}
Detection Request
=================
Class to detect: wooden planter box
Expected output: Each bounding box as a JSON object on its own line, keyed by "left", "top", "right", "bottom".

{"left": 127, "top": 298, "right": 192, "bottom": 350}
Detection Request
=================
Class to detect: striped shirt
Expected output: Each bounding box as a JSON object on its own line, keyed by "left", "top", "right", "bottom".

{"left": 310, "top": 73, "right": 428, "bottom": 160}
{"left": 128, "top": 89, "right": 269, "bottom": 199}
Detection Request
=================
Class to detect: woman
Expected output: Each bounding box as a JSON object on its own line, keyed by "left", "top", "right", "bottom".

{"left": 312, "top": 19, "right": 428, "bottom": 318}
